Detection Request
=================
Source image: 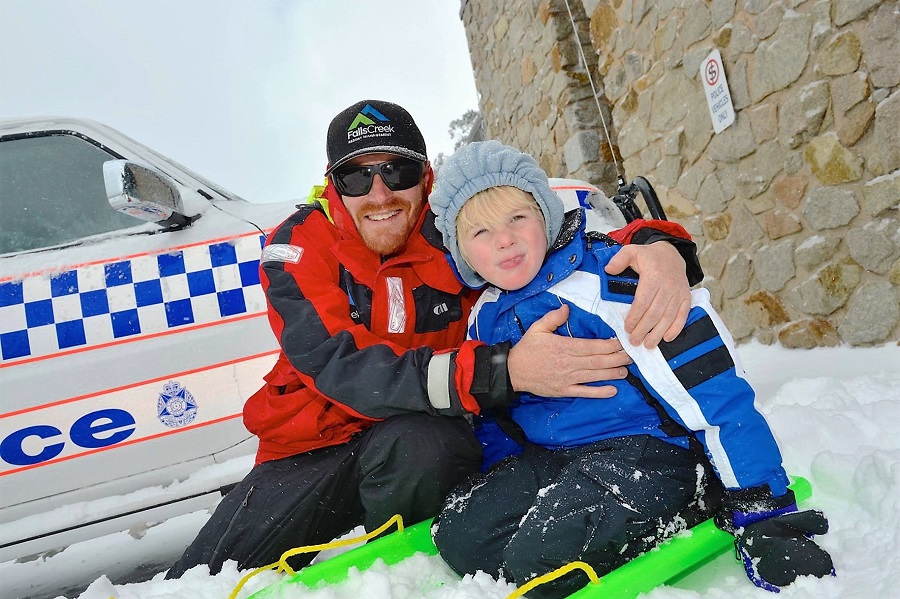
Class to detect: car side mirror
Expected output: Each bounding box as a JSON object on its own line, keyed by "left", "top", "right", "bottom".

{"left": 103, "top": 160, "right": 198, "bottom": 230}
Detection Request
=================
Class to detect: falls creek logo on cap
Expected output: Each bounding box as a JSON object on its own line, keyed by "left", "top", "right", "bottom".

{"left": 347, "top": 103, "right": 395, "bottom": 144}
{"left": 325, "top": 100, "right": 427, "bottom": 176}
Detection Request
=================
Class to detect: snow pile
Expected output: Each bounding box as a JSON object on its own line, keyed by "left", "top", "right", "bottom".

{"left": 4, "top": 341, "right": 899, "bottom": 599}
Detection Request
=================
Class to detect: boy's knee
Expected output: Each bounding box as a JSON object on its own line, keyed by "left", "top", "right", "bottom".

{"left": 502, "top": 528, "right": 545, "bottom": 582}
{"left": 502, "top": 528, "right": 597, "bottom": 599}
{"left": 432, "top": 516, "right": 480, "bottom": 576}
{"left": 433, "top": 500, "right": 506, "bottom": 578}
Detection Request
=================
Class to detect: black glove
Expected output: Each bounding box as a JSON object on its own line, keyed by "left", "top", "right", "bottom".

{"left": 718, "top": 485, "right": 835, "bottom": 592}
{"left": 736, "top": 509, "right": 835, "bottom": 591}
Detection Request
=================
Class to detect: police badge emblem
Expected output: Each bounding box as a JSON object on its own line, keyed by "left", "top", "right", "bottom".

{"left": 157, "top": 381, "right": 198, "bottom": 428}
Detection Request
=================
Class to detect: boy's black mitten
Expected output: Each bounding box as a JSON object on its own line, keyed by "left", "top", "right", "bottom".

{"left": 717, "top": 485, "right": 835, "bottom": 592}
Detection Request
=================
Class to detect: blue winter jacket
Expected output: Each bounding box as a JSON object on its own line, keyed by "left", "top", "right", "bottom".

{"left": 468, "top": 210, "right": 790, "bottom": 497}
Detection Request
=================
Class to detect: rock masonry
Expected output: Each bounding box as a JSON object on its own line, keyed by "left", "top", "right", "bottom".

{"left": 460, "top": 0, "right": 899, "bottom": 347}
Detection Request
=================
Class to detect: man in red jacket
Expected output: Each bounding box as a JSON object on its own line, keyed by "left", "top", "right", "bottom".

{"left": 167, "top": 99, "right": 703, "bottom": 578}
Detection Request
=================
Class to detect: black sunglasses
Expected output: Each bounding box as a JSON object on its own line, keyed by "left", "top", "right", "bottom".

{"left": 331, "top": 158, "right": 425, "bottom": 197}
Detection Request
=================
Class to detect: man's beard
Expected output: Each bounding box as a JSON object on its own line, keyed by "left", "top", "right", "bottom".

{"left": 361, "top": 226, "right": 408, "bottom": 256}
{"left": 357, "top": 198, "right": 423, "bottom": 257}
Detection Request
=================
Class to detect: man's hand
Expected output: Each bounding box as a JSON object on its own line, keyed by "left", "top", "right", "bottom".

{"left": 606, "top": 242, "right": 691, "bottom": 348}
{"left": 508, "top": 305, "right": 632, "bottom": 398}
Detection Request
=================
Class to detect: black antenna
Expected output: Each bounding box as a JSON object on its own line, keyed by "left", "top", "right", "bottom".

{"left": 562, "top": 0, "right": 668, "bottom": 222}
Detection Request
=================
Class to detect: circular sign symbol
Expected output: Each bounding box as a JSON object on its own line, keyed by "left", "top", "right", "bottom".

{"left": 705, "top": 59, "right": 719, "bottom": 86}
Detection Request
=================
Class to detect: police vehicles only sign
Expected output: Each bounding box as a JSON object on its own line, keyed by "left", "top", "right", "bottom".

{"left": 701, "top": 49, "right": 735, "bottom": 133}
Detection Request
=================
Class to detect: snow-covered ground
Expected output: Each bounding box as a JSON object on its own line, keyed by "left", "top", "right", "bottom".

{"left": 3, "top": 341, "right": 898, "bottom": 599}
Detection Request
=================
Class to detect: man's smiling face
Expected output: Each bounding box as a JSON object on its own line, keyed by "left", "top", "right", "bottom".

{"left": 338, "top": 153, "right": 427, "bottom": 257}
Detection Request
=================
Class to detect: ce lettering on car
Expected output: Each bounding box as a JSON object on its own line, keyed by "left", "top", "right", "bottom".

{"left": 0, "top": 118, "right": 297, "bottom": 563}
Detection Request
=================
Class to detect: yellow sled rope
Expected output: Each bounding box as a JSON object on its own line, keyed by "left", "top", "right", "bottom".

{"left": 228, "top": 515, "right": 405, "bottom": 599}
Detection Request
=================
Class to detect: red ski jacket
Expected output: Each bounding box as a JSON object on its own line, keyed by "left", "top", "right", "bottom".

{"left": 245, "top": 180, "right": 700, "bottom": 464}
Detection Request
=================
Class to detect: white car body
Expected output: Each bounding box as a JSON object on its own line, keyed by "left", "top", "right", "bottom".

{"left": 0, "top": 118, "right": 621, "bottom": 567}
{"left": 0, "top": 118, "right": 300, "bottom": 564}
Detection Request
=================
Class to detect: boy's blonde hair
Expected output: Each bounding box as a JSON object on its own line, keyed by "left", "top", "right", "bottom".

{"left": 456, "top": 186, "right": 546, "bottom": 265}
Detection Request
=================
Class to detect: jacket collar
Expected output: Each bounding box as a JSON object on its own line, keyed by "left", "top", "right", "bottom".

{"left": 549, "top": 208, "right": 583, "bottom": 252}
{"left": 501, "top": 208, "right": 586, "bottom": 302}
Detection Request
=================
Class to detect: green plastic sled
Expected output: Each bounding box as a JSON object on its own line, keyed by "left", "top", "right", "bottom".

{"left": 247, "top": 476, "right": 812, "bottom": 599}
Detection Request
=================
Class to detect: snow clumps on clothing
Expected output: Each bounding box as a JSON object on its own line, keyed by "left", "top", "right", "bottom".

{"left": 429, "top": 140, "right": 564, "bottom": 288}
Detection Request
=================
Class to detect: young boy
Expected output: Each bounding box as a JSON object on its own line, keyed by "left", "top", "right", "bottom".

{"left": 428, "top": 141, "right": 834, "bottom": 599}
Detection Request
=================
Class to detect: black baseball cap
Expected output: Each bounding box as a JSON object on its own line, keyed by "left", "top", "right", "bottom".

{"left": 324, "top": 100, "right": 428, "bottom": 175}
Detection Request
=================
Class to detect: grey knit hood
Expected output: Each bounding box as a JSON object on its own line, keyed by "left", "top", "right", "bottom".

{"left": 430, "top": 140, "right": 564, "bottom": 288}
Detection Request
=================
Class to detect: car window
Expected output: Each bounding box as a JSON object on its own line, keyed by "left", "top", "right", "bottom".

{"left": 0, "top": 132, "right": 144, "bottom": 254}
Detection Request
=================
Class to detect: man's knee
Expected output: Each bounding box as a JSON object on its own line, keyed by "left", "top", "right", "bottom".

{"left": 355, "top": 414, "right": 481, "bottom": 530}
{"left": 361, "top": 414, "right": 481, "bottom": 477}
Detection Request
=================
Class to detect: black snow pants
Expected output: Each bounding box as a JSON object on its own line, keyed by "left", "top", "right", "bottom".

{"left": 432, "top": 435, "right": 721, "bottom": 599}
{"left": 166, "top": 413, "right": 482, "bottom": 578}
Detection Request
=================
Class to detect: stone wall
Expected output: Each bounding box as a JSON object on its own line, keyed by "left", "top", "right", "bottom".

{"left": 459, "top": 0, "right": 622, "bottom": 193}
{"left": 460, "top": 0, "right": 900, "bottom": 347}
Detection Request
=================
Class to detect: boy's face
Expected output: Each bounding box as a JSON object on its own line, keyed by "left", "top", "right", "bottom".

{"left": 459, "top": 205, "right": 547, "bottom": 291}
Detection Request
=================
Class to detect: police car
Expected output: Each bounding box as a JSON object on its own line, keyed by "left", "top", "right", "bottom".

{"left": 0, "top": 118, "right": 303, "bottom": 564}
{"left": 0, "top": 118, "right": 625, "bottom": 568}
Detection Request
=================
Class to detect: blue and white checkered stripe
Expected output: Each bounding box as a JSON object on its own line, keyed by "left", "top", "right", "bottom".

{"left": 0, "top": 234, "right": 267, "bottom": 363}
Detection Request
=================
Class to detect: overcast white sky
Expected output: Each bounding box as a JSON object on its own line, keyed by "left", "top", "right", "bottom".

{"left": 0, "top": 0, "right": 480, "bottom": 203}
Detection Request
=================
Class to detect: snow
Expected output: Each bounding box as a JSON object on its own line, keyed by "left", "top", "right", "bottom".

{"left": 3, "top": 341, "right": 898, "bottom": 599}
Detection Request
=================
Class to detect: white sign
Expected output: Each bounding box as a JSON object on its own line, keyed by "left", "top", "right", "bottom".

{"left": 700, "top": 49, "right": 735, "bottom": 133}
